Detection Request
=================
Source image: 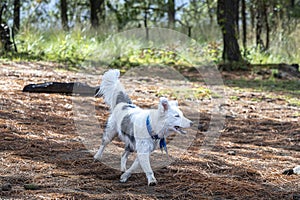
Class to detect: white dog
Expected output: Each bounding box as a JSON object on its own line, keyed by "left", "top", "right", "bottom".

{"left": 94, "top": 69, "right": 193, "bottom": 186}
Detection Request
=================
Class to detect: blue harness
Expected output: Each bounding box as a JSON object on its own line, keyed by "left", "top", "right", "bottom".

{"left": 146, "top": 115, "right": 167, "bottom": 153}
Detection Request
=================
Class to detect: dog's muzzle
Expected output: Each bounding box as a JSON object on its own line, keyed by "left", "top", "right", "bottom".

{"left": 172, "top": 121, "right": 193, "bottom": 134}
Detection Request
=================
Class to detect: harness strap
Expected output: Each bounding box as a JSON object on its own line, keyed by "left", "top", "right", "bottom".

{"left": 146, "top": 115, "right": 168, "bottom": 154}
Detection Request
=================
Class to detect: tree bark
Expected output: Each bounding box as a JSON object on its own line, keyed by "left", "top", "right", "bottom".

{"left": 288, "top": 0, "right": 295, "bottom": 20}
{"left": 236, "top": 0, "right": 240, "bottom": 37}
{"left": 264, "top": 3, "right": 270, "bottom": 50}
{"left": 167, "top": 0, "right": 175, "bottom": 28}
{"left": 217, "top": 0, "right": 242, "bottom": 62}
{"left": 60, "top": 0, "right": 69, "bottom": 31}
{"left": 90, "top": 0, "right": 105, "bottom": 28}
{"left": 144, "top": 7, "right": 149, "bottom": 41}
{"left": 13, "top": 0, "right": 20, "bottom": 32}
{"left": 241, "top": 0, "right": 247, "bottom": 54}
{"left": 250, "top": 2, "right": 255, "bottom": 31}
{"left": 256, "top": 1, "right": 264, "bottom": 50}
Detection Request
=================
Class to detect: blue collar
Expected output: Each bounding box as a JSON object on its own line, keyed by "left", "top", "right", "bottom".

{"left": 146, "top": 115, "right": 153, "bottom": 135}
{"left": 146, "top": 115, "right": 167, "bottom": 153}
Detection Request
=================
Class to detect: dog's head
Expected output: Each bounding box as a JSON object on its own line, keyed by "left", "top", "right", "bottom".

{"left": 158, "top": 97, "right": 193, "bottom": 134}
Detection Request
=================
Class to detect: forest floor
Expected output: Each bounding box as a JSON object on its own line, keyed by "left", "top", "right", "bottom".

{"left": 0, "top": 61, "right": 299, "bottom": 200}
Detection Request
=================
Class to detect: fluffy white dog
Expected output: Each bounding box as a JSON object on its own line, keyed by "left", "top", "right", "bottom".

{"left": 94, "top": 69, "right": 193, "bottom": 186}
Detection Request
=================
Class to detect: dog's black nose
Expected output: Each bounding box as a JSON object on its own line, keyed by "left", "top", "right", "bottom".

{"left": 190, "top": 122, "right": 194, "bottom": 127}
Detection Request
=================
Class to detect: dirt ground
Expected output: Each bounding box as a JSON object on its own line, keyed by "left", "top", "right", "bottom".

{"left": 0, "top": 61, "right": 299, "bottom": 199}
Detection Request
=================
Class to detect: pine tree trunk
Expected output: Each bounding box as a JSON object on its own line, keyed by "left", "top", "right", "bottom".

{"left": 288, "top": 0, "right": 295, "bottom": 20}
{"left": 144, "top": 8, "right": 149, "bottom": 40}
{"left": 13, "top": 0, "right": 20, "bottom": 32}
{"left": 241, "top": 0, "right": 247, "bottom": 54}
{"left": 256, "top": 1, "right": 264, "bottom": 49}
{"left": 60, "top": 0, "right": 69, "bottom": 31}
{"left": 90, "top": 0, "right": 105, "bottom": 28}
{"left": 217, "top": 0, "right": 242, "bottom": 62}
{"left": 236, "top": 0, "right": 240, "bottom": 37}
{"left": 264, "top": 3, "right": 270, "bottom": 50}
{"left": 250, "top": 2, "right": 255, "bottom": 31}
{"left": 167, "top": 0, "right": 175, "bottom": 29}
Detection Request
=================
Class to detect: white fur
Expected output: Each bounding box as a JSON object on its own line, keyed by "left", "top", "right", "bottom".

{"left": 95, "top": 69, "right": 124, "bottom": 110}
{"left": 294, "top": 166, "right": 300, "bottom": 175}
{"left": 94, "top": 69, "right": 193, "bottom": 186}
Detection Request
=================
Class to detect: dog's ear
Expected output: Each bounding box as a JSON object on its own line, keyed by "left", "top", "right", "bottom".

{"left": 159, "top": 97, "right": 169, "bottom": 112}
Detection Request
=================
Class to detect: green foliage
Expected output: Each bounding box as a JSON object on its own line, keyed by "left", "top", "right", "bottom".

{"left": 107, "top": 0, "right": 167, "bottom": 30}
{"left": 4, "top": 26, "right": 104, "bottom": 69}
{"left": 202, "top": 42, "right": 222, "bottom": 63}
{"left": 109, "top": 48, "right": 192, "bottom": 70}
{"left": 157, "top": 85, "right": 212, "bottom": 100}
{"left": 226, "top": 78, "right": 300, "bottom": 106}
{"left": 245, "top": 35, "right": 300, "bottom": 65}
{"left": 1, "top": 23, "right": 300, "bottom": 70}
{"left": 1, "top": 0, "right": 300, "bottom": 69}
{"left": 290, "top": 4, "right": 300, "bottom": 18}
{"left": 225, "top": 79, "right": 300, "bottom": 97}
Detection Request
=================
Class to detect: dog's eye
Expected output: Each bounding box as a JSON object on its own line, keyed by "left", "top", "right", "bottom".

{"left": 174, "top": 114, "right": 180, "bottom": 118}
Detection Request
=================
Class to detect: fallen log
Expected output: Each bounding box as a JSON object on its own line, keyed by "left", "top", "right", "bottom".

{"left": 23, "top": 82, "right": 100, "bottom": 97}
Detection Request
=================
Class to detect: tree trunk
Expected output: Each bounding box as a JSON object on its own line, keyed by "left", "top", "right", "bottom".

{"left": 188, "top": 26, "right": 192, "bottom": 37}
{"left": 241, "top": 0, "right": 247, "bottom": 54}
{"left": 250, "top": 2, "right": 255, "bottom": 31}
{"left": 13, "top": 0, "right": 20, "bottom": 32}
{"left": 291, "top": 0, "right": 295, "bottom": 7}
{"left": 60, "top": 0, "right": 69, "bottom": 31}
{"left": 263, "top": 3, "right": 270, "bottom": 50}
{"left": 144, "top": 8, "right": 149, "bottom": 41}
{"left": 167, "top": 0, "right": 175, "bottom": 28}
{"left": 90, "top": 0, "right": 105, "bottom": 28}
{"left": 256, "top": 1, "right": 264, "bottom": 50}
{"left": 217, "top": 0, "right": 242, "bottom": 62}
{"left": 236, "top": 0, "right": 240, "bottom": 37}
{"left": 288, "top": 0, "right": 295, "bottom": 20}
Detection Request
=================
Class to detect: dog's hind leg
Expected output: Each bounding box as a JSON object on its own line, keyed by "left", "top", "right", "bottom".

{"left": 94, "top": 120, "right": 117, "bottom": 161}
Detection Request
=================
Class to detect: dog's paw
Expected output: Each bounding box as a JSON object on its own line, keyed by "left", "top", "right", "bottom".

{"left": 93, "top": 154, "right": 102, "bottom": 161}
{"left": 148, "top": 181, "right": 157, "bottom": 186}
{"left": 148, "top": 178, "right": 157, "bottom": 186}
{"left": 120, "top": 172, "right": 131, "bottom": 183}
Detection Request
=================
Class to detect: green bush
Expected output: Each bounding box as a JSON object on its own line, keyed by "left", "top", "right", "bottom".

{"left": 1, "top": 25, "right": 300, "bottom": 69}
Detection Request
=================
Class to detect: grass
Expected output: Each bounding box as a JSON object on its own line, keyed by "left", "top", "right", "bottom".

{"left": 225, "top": 79, "right": 300, "bottom": 106}
{"left": 1, "top": 26, "right": 299, "bottom": 106}
{"left": 1, "top": 26, "right": 108, "bottom": 69}
{"left": 225, "top": 79, "right": 300, "bottom": 94}
{"left": 244, "top": 27, "right": 300, "bottom": 64}
{"left": 1, "top": 25, "right": 299, "bottom": 69}
{"left": 157, "top": 85, "right": 212, "bottom": 100}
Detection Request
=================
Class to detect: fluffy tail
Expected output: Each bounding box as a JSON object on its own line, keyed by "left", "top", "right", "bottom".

{"left": 97, "top": 69, "right": 132, "bottom": 110}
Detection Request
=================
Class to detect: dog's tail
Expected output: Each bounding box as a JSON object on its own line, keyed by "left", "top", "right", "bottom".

{"left": 97, "top": 69, "right": 132, "bottom": 110}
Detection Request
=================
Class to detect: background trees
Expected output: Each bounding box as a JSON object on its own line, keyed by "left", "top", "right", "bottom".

{"left": 1, "top": 0, "right": 300, "bottom": 66}
{"left": 217, "top": 0, "right": 242, "bottom": 62}
{"left": 90, "top": 0, "right": 105, "bottom": 28}
{"left": 60, "top": 0, "right": 68, "bottom": 31}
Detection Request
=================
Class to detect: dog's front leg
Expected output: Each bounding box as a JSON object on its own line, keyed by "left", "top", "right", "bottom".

{"left": 120, "top": 157, "right": 139, "bottom": 183}
{"left": 138, "top": 152, "right": 157, "bottom": 186}
{"left": 94, "top": 145, "right": 105, "bottom": 161}
{"left": 121, "top": 150, "right": 131, "bottom": 171}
